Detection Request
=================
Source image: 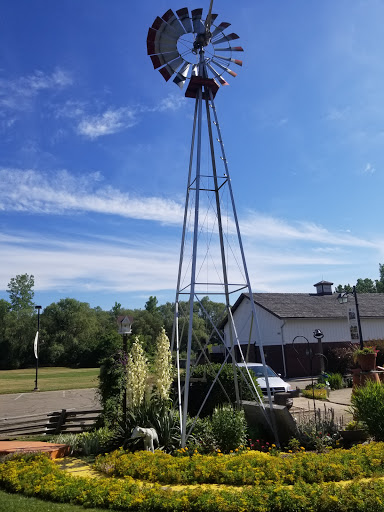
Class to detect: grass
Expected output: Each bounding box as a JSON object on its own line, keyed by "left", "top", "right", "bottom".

{"left": 0, "top": 367, "right": 99, "bottom": 394}
{"left": 0, "top": 489, "right": 108, "bottom": 511}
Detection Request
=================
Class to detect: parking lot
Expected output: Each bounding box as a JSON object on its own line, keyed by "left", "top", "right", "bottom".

{"left": 0, "top": 388, "right": 100, "bottom": 421}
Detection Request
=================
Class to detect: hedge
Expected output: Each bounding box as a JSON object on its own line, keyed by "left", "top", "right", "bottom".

{"left": 2, "top": 449, "right": 384, "bottom": 511}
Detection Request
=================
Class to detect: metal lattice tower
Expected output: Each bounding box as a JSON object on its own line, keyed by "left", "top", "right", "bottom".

{"left": 147, "top": 3, "right": 279, "bottom": 447}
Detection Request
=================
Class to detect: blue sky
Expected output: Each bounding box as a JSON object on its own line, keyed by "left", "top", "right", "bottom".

{"left": 1, "top": 0, "right": 384, "bottom": 311}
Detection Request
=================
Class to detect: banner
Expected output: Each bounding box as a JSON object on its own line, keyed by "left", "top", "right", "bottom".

{"left": 347, "top": 305, "right": 359, "bottom": 341}
{"left": 34, "top": 331, "right": 39, "bottom": 359}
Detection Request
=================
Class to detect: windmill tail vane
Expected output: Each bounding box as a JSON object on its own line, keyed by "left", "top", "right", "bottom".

{"left": 147, "top": 6, "right": 243, "bottom": 91}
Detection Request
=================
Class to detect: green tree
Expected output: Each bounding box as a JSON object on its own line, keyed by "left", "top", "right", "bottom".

{"left": 376, "top": 263, "right": 384, "bottom": 293}
{"left": 145, "top": 295, "right": 158, "bottom": 313}
{"left": 336, "top": 263, "right": 384, "bottom": 294}
{"left": 41, "top": 298, "right": 101, "bottom": 366}
{"left": 356, "top": 278, "right": 377, "bottom": 293}
{"left": 2, "top": 310, "right": 36, "bottom": 368}
{"left": 7, "top": 274, "right": 35, "bottom": 312}
{"left": 335, "top": 284, "right": 353, "bottom": 293}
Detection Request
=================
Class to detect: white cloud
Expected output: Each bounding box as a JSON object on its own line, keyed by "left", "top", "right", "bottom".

{"left": 0, "top": 168, "right": 184, "bottom": 223}
{"left": 0, "top": 233, "right": 179, "bottom": 293}
{"left": 76, "top": 107, "right": 137, "bottom": 138}
{"left": 240, "top": 212, "right": 375, "bottom": 248}
{"left": 0, "top": 68, "right": 73, "bottom": 110}
{"left": 363, "top": 162, "right": 375, "bottom": 174}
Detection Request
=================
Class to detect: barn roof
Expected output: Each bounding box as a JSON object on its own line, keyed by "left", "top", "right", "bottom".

{"left": 231, "top": 292, "right": 384, "bottom": 320}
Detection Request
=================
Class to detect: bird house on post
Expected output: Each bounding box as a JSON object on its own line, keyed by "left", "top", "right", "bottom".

{"left": 117, "top": 315, "right": 133, "bottom": 335}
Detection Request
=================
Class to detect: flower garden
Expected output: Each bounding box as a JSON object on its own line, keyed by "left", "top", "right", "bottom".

{"left": 2, "top": 335, "right": 384, "bottom": 510}
{"left": 3, "top": 445, "right": 384, "bottom": 511}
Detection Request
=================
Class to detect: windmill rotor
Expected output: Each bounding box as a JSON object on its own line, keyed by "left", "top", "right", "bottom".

{"left": 147, "top": 6, "right": 243, "bottom": 91}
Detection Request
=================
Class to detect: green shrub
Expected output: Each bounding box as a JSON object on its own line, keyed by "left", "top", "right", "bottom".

{"left": 95, "top": 442, "right": 384, "bottom": 486}
{"left": 111, "top": 396, "right": 181, "bottom": 453}
{"left": 5, "top": 449, "right": 384, "bottom": 511}
{"left": 189, "top": 363, "right": 262, "bottom": 417}
{"left": 97, "top": 350, "right": 127, "bottom": 427}
{"left": 50, "top": 427, "right": 115, "bottom": 455}
{"left": 210, "top": 404, "right": 247, "bottom": 453}
{"left": 328, "top": 372, "right": 344, "bottom": 390}
{"left": 295, "top": 406, "right": 342, "bottom": 451}
{"left": 351, "top": 381, "right": 384, "bottom": 440}
{"left": 302, "top": 387, "right": 328, "bottom": 400}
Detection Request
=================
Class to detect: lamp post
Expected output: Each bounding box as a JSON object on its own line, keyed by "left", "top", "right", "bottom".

{"left": 34, "top": 305, "right": 42, "bottom": 391}
{"left": 313, "top": 329, "right": 325, "bottom": 373}
{"left": 338, "top": 286, "right": 364, "bottom": 350}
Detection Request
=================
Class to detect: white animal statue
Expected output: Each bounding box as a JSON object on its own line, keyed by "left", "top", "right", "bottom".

{"left": 130, "top": 426, "right": 158, "bottom": 452}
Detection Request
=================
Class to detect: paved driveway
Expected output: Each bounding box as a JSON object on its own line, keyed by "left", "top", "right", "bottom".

{"left": 0, "top": 388, "right": 100, "bottom": 421}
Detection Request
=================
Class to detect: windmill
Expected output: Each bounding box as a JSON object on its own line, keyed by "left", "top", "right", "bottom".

{"left": 147, "top": 3, "right": 279, "bottom": 447}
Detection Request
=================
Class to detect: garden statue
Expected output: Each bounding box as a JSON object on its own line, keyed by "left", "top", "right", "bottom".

{"left": 130, "top": 426, "right": 158, "bottom": 452}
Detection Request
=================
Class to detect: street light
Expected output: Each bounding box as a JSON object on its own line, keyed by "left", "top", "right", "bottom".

{"left": 337, "top": 286, "right": 364, "bottom": 349}
{"left": 313, "top": 329, "right": 325, "bottom": 373}
{"left": 34, "top": 305, "right": 42, "bottom": 391}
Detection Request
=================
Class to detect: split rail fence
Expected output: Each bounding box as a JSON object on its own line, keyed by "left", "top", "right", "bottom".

{"left": 0, "top": 409, "right": 102, "bottom": 438}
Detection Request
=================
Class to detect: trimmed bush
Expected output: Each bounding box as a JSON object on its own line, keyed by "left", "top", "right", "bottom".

{"left": 4, "top": 449, "right": 384, "bottom": 511}
{"left": 189, "top": 363, "right": 262, "bottom": 417}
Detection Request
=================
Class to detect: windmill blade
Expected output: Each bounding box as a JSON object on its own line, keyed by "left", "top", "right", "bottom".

{"left": 215, "top": 46, "right": 244, "bottom": 52}
{"left": 191, "top": 8, "right": 205, "bottom": 34}
{"left": 215, "top": 55, "right": 243, "bottom": 66}
{"left": 176, "top": 7, "right": 193, "bottom": 33}
{"left": 162, "top": 9, "right": 185, "bottom": 37}
{"left": 211, "top": 21, "right": 231, "bottom": 39}
{"left": 206, "top": 62, "right": 229, "bottom": 85}
{"left": 210, "top": 13, "right": 218, "bottom": 23}
{"left": 151, "top": 51, "right": 180, "bottom": 69}
{"left": 147, "top": 27, "right": 178, "bottom": 55}
{"left": 211, "top": 58, "right": 237, "bottom": 77}
{"left": 151, "top": 16, "right": 179, "bottom": 40}
{"left": 173, "top": 62, "right": 191, "bottom": 89}
{"left": 212, "top": 32, "right": 240, "bottom": 46}
{"left": 191, "top": 64, "right": 199, "bottom": 76}
{"left": 158, "top": 56, "right": 184, "bottom": 82}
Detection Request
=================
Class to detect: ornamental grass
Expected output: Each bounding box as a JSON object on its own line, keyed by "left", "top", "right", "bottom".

{"left": 3, "top": 453, "right": 384, "bottom": 511}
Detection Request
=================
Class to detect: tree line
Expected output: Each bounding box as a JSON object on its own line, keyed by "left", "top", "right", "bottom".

{"left": 0, "top": 274, "right": 225, "bottom": 370}
{"left": 336, "top": 264, "right": 384, "bottom": 294}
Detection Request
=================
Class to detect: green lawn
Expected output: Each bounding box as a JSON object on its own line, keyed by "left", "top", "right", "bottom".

{"left": 0, "top": 489, "right": 108, "bottom": 512}
{"left": 0, "top": 367, "right": 99, "bottom": 395}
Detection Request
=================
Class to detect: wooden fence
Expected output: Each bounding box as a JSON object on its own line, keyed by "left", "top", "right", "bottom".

{"left": 0, "top": 409, "right": 102, "bottom": 438}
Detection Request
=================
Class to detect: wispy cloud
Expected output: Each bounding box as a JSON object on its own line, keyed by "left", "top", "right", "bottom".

{"left": 56, "top": 93, "right": 186, "bottom": 139}
{"left": 0, "top": 231, "right": 180, "bottom": 293}
{"left": 0, "top": 68, "right": 73, "bottom": 111}
{"left": 363, "top": 162, "right": 376, "bottom": 174}
{"left": 0, "top": 168, "right": 379, "bottom": 252}
{"left": 0, "top": 168, "right": 184, "bottom": 223}
{"left": 76, "top": 107, "right": 137, "bottom": 138}
{"left": 240, "top": 212, "right": 375, "bottom": 248}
